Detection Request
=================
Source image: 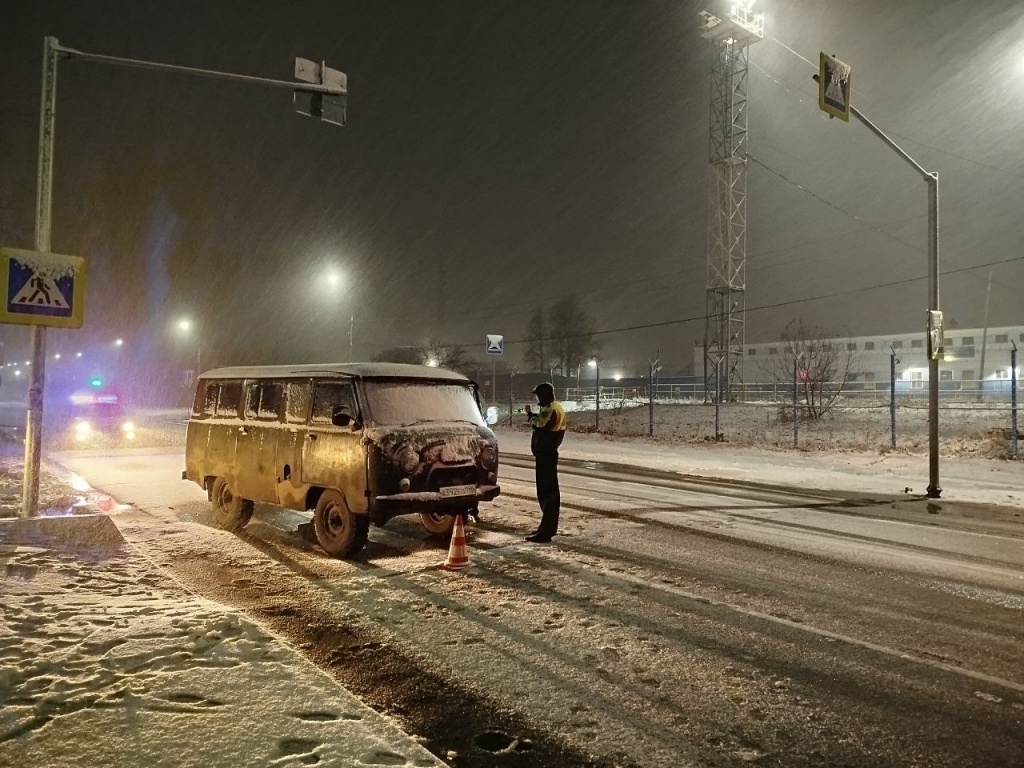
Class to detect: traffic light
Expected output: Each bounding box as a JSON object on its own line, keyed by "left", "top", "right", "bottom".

{"left": 294, "top": 57, "right": 347, "bottom": 126}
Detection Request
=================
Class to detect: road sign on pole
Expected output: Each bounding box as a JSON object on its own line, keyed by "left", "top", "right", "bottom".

{"left": 818, "top": 53, "right": 851, "bottom": 122}
{"left": 485, "top": 335, "right": 504, "bottom": 356}
{"left": 0, "top": 247, "right": 85, "bottom": 328}
{"left": 294, "top": 57, "right": 347, "bottom": 126}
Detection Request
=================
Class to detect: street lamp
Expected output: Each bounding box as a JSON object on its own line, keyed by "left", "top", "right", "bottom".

{"left": 589, "top": 358, "right": 601, "bottom": 431}
{"left": 177, "top": 318, "right": 201, "bottom": 372}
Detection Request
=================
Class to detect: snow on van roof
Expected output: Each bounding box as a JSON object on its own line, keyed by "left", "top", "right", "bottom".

{"left": 199, "top": 362, "right": 470, "bottom": 382}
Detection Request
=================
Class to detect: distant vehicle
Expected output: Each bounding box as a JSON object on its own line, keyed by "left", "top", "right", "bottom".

{"left": 65, "top": 386, "right": 136, "bottom": 444}
{"left": 182, "top": 363, "right": 501, "bottom": 558}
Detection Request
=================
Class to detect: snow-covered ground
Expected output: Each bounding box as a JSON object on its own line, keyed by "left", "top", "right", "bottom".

{"left": 0, "top": 459, "right": 446, "bottom": 768}
{"left": 1, "top": 408, "right": 1020, "bottom": 767}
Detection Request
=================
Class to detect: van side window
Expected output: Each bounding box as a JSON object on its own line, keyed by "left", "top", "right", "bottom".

{"left": 286, "top": 381, "right": 311, "bottom": 424}
{"left": 245, "top": 382, "right": 283, "bottom": 421}
{"left": 216, "top": 381, "right": 242, "bottom": 418}
{"left": 311, "top": 381, "right": 356, "bottom": 424}
{"left": 195, "top": 381, "right": 216, "bottom": 417}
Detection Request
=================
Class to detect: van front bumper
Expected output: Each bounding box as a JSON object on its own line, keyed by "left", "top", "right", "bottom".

{"left": 374, "top": 484, "right": 500, "bottom": 510}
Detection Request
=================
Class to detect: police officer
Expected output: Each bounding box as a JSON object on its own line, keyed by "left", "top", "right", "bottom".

{"left": 524, "top": 382, "right": 567, "bottom": 542}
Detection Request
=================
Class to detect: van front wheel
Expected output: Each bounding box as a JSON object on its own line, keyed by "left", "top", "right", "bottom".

{"left": 313, "top": 490, "right": 369, "bottom": 557}
{"left": 210, "top": 478, "right": 254, "bottom": 532}
{"left": 418, "top": 510, "right": 458, "bottom": 537}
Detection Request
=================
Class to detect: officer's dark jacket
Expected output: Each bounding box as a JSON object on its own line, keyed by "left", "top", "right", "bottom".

{"left": 528, "top": 401, "right": 567, "bottom": 455}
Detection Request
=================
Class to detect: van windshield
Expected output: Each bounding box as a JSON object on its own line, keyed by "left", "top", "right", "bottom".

{"left": 363, "top": 381, "right": 484, "bottom": 427}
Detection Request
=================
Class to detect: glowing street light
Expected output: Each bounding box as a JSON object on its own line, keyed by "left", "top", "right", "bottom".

{"left": 323, "top": 269, "right": 354, "bottom": 362}
{"left": 114, "top": 338, "right": 123, "bottom": 347}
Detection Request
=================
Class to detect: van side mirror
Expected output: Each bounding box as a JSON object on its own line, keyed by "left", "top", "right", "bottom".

{"left": 331, "top": 405, "right": 354, "bottom": 427}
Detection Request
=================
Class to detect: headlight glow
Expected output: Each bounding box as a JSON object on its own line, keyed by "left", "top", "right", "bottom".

{"left": 74, "top": 421, "right": 91, "bottom": 441}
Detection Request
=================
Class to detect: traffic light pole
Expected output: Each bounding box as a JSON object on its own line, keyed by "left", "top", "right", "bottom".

{"left": 21, "top": 37, "right": 60, "bottom": 518}
{"left": 20, "top": 36, "right": 345, "bottom": 517}
{"left": 848, "top": 105, "right": 941, "bottom": 498}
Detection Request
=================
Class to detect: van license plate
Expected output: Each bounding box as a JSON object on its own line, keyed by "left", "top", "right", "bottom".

{"left": 439, "top": 484, "right": 475, "bottom": 498}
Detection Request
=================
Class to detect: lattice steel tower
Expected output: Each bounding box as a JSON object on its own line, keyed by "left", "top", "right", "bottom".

{"left": 698, "top": 6, "right": 763, "bottom": 401}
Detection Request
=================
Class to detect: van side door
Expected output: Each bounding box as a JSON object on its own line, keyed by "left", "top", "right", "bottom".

{"left": 235, "top": 380, "right": 284, "bottom": 504}
{"left": 300, "top": 379, "right": 368, "bottom": 513}
{"left": 276, "top": 379, "right": 312, "bottom": 511}
{"left": 207, "top": 380, "right": 243, "bottom": 485}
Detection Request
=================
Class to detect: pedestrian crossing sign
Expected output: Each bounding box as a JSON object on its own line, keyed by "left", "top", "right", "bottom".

{"left": 485, "top": 334, "right": 504, "bottom": 355}
{"left": 818, "top": 52, "right": 851, "bottom": 122}
{"left": 0, "top": 247, "right": 85, "bottom": 328}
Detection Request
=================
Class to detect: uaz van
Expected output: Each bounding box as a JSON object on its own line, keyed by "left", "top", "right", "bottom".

{"left": 182, "top": 363, "right": 500, "bottom": 557}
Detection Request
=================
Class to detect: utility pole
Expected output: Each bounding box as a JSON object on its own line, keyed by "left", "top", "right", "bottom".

{"left": 977, "top": 270, "right": 992, "bottom": 401}
{"left": 19, "top": 36, "right": 345, "bottom": 517}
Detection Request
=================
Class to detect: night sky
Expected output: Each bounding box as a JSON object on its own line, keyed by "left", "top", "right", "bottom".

{"left": 1, "top": 0, "right": 1022, "bottom": 388}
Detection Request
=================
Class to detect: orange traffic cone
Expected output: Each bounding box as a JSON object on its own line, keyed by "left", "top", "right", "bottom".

{"left": 443, "top": 514, "right": 470, "bottom": 570}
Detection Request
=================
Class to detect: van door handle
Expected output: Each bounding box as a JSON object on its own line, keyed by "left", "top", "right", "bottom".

{"left": 306, "top": 433, "right": 318, "bottom": 442}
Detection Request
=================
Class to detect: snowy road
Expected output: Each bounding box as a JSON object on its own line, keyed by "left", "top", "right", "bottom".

{"left": 51, "top": 445, "right": 1024, "bottom": 768}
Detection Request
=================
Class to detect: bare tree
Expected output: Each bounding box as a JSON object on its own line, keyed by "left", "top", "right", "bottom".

{"left": 422, "top": 338, "right": 471, "bottom": 376}
{"left": 373, "top": 346, "right": 424, "bottom": 365}
{"left": 548, "top": 295, "right": 599, "bottom": 378}
{"left": 761, "top": 318, "right": 855, "bottom": 420}
{"left": 523, "top": 307, "right": 547, "bottom": 374}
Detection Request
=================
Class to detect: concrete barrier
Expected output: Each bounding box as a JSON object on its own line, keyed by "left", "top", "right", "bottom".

{"left": 0, "top": 513, "right": 125, "bottom": 555}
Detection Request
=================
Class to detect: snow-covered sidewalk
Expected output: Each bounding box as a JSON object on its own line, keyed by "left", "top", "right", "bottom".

{"left": 0, "top": 515, "right": 446, "bottom": 768}
{"left": 495, "top": 428, "right": 1024, "bottom": 509}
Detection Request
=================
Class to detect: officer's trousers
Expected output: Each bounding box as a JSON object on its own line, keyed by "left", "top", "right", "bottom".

{"left": 534, "top": 449, "right": 560, "bottom": 537}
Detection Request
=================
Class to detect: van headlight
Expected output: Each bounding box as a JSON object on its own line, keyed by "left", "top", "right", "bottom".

{"left": 398, "top": 445, "right": 420, "bottom": 475}
{"left": 74, "top": 421, "right": 91, "bottom": 441}
{"left": 121, "top": 421, "right": 136, "bottom": 440}
{"left": 479, "top": 443, "right": 498, "bottom": 470}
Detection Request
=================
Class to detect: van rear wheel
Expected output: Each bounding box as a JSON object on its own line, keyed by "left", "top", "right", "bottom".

{"left": 418, "top": 510, "right": 458, "bottom": 537}
{"left": 313, "top": 490, "right": 369, "bottom": 557}
{"left": 210, "top": 477, "right": 254, "bottom": 532}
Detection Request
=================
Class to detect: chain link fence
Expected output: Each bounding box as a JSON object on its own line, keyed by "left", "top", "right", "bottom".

{"left": 489, "top": 360, "right": 1020, "bottom": 459}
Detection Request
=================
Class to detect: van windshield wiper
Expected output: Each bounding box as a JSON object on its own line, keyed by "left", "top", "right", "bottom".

{"left": 399, "top": 418, "right": 479, "bottom": 427}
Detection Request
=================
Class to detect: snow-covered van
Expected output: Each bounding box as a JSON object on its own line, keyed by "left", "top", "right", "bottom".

{"left": 182, "top": 363, "right": 500, "bottom": 557}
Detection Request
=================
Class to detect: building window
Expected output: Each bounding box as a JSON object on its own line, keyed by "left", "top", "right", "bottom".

{"left": 961, "top": 336, "right": 975, "bottom": 345}
{"left": 768, "top": 347, "right": 777, "bottom": 355}
{"left": 995, "top": 334, "right": 1008, "bottom": 344}
{"left": 910, "top": 370, "right": 924, "bottom": 390}
{"left": 943, "top": 337, "right": 952, "bottom": 347}
{"left": 911, "top": 339, "right": 923, "bottom": 349}
{"left": 747, "top": 348, "right": 757, "bottom": 356}
{"left": 940, "top": 370, "right": 953, "bottom": 381}
{"left": 862, "top": 372, "right": 876, "bottom": 387}
{"left": 891, "top": 340, "right": 903, "bottom": 349}
{"left": 995, "top": 369, "right": 1009, "bottom": 379}
{"left": 846, "top": 342, "right": 857, "bottom": 351}
{"left": 864, "top": 341, "right": 875, "bottom": 351}
{"left": 961, "top": 369, "right": 975, "bottom": 381}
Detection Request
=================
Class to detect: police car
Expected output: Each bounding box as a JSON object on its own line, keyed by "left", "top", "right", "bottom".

{"left": 65, "top": 382, "right": 136, "bottom": 444}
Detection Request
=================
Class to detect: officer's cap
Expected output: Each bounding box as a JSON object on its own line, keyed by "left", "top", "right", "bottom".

{"left": 531, "top": 382, "right": 554, "bottom": 396}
